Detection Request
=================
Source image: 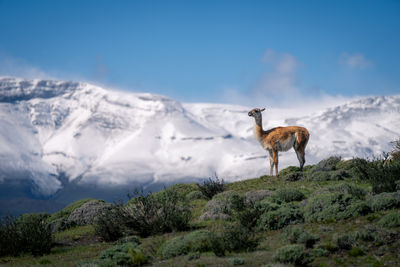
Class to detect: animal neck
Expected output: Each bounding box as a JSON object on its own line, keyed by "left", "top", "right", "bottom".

{"left": 253, "top": 116, "right": 265, "bottom": 140}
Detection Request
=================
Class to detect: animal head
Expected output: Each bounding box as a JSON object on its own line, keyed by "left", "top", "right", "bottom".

{"left": 248, "top": 108, "right": 265, "bottom": 118}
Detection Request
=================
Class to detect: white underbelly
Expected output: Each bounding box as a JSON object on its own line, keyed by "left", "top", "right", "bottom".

{"left": 276, "top": 135, "right": 296, "bottom": 152}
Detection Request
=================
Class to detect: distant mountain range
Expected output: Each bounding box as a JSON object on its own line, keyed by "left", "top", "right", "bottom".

{"left": 1, "top": 77, "right": 399, "bottom": 214}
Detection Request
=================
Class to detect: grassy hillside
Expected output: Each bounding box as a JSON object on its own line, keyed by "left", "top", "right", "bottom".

{"left": 1, "top": 156, "right": 400, "bottom": 266}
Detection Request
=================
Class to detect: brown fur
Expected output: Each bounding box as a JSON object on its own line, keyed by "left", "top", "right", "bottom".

{"left": 248, "top": 108, "right": 310, "bottom": 176}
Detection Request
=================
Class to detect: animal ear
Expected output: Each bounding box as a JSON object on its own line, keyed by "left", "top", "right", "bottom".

{"left": 260, "top": 108, "right": 266, "bottom": 112}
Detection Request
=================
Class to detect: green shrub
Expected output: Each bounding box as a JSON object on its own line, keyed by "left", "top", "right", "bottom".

{"left": 314, "top": 156, "right": 342, "bottom": 171}
{"left": 272, "top": 188, "right": 305, "bottom": 203}
{"left": 348, "top": 247, "right": 365, "bottom": 257}
{"left": 96, "top": 188, "right": 192, "bottom": 239}
{"left": 0, "top": 213, "right": 53, "bottom": 257}
{"left": 159, "top": 230, "right": 212, "bottom": 259}
{"left": 368, "top": 191, "right": 400, "bottom": 211}
{"left": 258, "top": 204, "right": 304, "bottom": 230}
{"left": 0, "top": 213, "right": 19, "bottom": 256}
{"left": 200, "top": 190, "right": 243, "bottom": 221}
{"left": 303, "top": 193, "right": 370, "bottom": 222}
{"left": 307, "top": 170, "right": 348, "bottom": 181}
{"left": 321, "top": 183, "right": 366, "bottom": 199}
{"left": 210, "top": 223, "right": 259, "bottom": 256}
{"left": 186, "top": 190, "right": 206, "bottom": 201}
{"left": 273, "top": 244, "right": 313, "bottom": 266}
{"left": 227, "top": 257, "right": 245, "bottom": 265}
{"left": 311, "top": 248, "right": 329, "bottom": 257}
{"left": 94, "top": 206, "right": 125, "bottom": 242}
{"left": 282, "top": 227, "right": 320, "bottom": 248}
{"left": 99, "top": 242, "right": 141, "bottom": 266}
{"left": 336, "top": 233, "right": 355, "bottom": 250}
{"left": 129, "top": 247, "right": 148, "bottom": 266}
{"left": 197, "top": 175, "right": 225, "bottom": 199}
{"left": 377, "top": 211, "right": 400, "bottom": 228}
{"left": 352, "top": 158, "right": 400, "bottom": 193}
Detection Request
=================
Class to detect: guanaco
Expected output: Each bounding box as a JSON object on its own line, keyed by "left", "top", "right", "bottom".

{"left": 248, "top": 108, "right": 309, "bottom": 176}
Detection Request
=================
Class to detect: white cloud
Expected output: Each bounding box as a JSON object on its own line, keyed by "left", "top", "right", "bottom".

{"left": 0, "top": 53, "right": 54, "bottom": 80}
{"left": 223, "top": 49, "right": 357, "bottom": 113}
{"left": 340, "top": 53, "right": 372, "bottom": 69}
{"left": 254, "top": 49, "right": 301, "bottom": 101}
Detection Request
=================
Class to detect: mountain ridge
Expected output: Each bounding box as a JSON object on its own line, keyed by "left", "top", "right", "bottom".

{"left": 0, "top": 77, "right": 399, "bottom": 213}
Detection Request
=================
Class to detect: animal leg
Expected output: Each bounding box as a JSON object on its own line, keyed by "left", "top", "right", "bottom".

{"left": 295, "top": 149, "right": 305, "bottom": 171}
{"left": 273, "top": 150, "right": 279, "bottom": 176}
{"left": 268, "top": 151, "right": 273, "bottom": 176}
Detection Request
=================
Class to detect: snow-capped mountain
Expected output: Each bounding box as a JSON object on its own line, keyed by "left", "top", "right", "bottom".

{"left": 0, "top": 77, "right": 399, "bottom": 202}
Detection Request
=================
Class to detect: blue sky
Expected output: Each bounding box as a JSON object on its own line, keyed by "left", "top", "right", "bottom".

{"left": 0, "top": 0, "right": 399, "bottom": 105}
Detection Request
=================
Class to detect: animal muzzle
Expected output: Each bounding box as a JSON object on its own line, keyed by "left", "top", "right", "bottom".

{"left": 248, "top": 112, "right": 252, "bottom": 116}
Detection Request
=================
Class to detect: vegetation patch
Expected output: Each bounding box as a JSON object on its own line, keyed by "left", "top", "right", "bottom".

{"left": 95, "top": 188, "right": 191, "bottom": 240}
{"left": 158, "top": 230, "right": 212, "bottom": 259}
{"left": 0, "top": 213, "right": 52, "bottom": 256}
{"left": 368, "top": 191, "right": 400, "bottom": 212}
{"left": 273, "top": 244, "right": 313, "bottom": 266}
{"left": 271, "top": 188, "right": 305, "bottom": 203}
{"left": 197, "top": 176, "right": 225, "bottom": 199}
{"left": 258, "top": 203, "right": 304, "bottom": 230}
{"left": 200, "top": 190, "right": 243, "bottom": 221}
{"left": 282, "top": 226, "right": 320, "bottom": 248}
{"left": 303, "top": 193, "right": 370, "bottom": 222}
{"left": 377, "top": 211, "right": 400, "bottom": 228}
{"left": 98, "top": 242, "right": 146, "bottom": 266}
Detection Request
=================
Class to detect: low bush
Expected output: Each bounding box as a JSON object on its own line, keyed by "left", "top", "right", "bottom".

{"left": 197, "top": 175, "right": 225, "bottom": 199}
{"left": 0, "top": 213, "right": 53, "bottom": 256}
{"left": 313, "top": 156, "right": 342, "bottom": 171}
{"left": 258, "top": 204, "right": 304, "bottom": 230}
{"left": 227, "top": 257, "right": 245, "bottom": 265}
{"left": 98, "top": 242, "right": 145, "bottom": 266}
{"left": 336, "top": 233, "right": 355, "bottom": 250}
{"left": 0, "top": 213, "right": 19, "bottom": 256}
{"left": 306, "top": 170, "right": 348, "bottom": 181}
{"left": 94, "top": 206, "right": 126, "bottom": 242}
{"left": 368, "top": 191, "right": 400, "bottom": 212}
{"left": 158, "top": 230, "right": 212, "bottom": 259}
{"left": 273, "top": 244, "right": 313, "bottom": 267}
{"left": 348, "top": 247, "right": 365, "bottom": 257}
{"left": 272, "top": 188, "right": 305, "bottom": 203}
{"left": 377, "top": 211, "right": 400, "bottom": 228}
{"left": 200, "top": 191, "right": 243, "bottom": 221}
{"left": 352, "top": 158, "right": 400, "bottom": 193}
{"left": 96, "top": 188, "right": 192, "bottom": 239}
{"left": 282, "top": 227, "right": 320, "bottom": 248}
{"left": 319, "top": 183, "right": 366, "bottom": 199}
{"left": 186, "top": 190, "right": 205, "bottom": 201}
{"left": 311, "top": 248, "right": 329, "bottom": 257}
{"left": 210, "top": 223, "right": 259, "bottom": 256}
{"left": 303, "top": 193, "right": 370, "bottom": 222}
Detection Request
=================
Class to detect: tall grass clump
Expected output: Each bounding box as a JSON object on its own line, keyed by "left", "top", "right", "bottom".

{"left": 197, "top": 175, "right": 225, "bottom": 199}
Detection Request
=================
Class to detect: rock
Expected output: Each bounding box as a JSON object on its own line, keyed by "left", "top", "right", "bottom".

{"left": 67, "top": 200, "right": 112, "bottom": 226}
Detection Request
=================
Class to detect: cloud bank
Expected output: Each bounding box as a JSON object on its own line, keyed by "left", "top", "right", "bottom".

{"left": 223, "top": 49, "right": 356, "bottom": 115}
